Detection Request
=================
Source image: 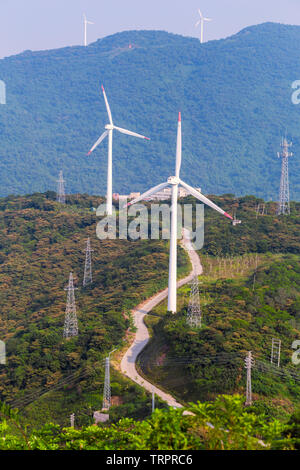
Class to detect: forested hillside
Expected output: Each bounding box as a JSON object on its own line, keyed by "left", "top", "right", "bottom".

{"left": 1, "top": 395, "right": 299, "bottom": 450}
{"left": 0, "top": 192, "right": 189, "bottom": 426}
{"left": 139, "top": 196, "right": 300, "bottom": 417}
{"left": 1, "top": 23, "right": 300, "bottom": 199}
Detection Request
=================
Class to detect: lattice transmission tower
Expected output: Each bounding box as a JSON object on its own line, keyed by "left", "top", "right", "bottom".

{"left": 102, "top": 349, "right": 116, "bottom": 410}
{"left": 83, "top": 237, "right": 93, "bottom": 287}
{"left": 187, "top": 274, "right": 202, "bottom": 328}
{"left": 57, "top": 170, "right": 66, "bottom": 204}
{"left": 277, "top": 137, "right": 293, "bottom": 215}
{"left": 245, "top": 351, "right": 255, "bottom": 406}
{"left": 271, "top": 338, "right": 281, "bottom": 368}
{"left": 102, "top": 356, "right": 111, "bottom": 410}
{"left": 63, "top": 272, "right": 78, "bottom": 338}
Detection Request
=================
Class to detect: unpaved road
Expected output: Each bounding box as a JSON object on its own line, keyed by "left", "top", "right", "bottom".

{"left": 120, "top": 229, "right": 202, "bottom": 408}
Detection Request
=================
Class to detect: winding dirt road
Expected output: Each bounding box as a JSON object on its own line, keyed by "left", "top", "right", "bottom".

{"left": 120, "top": 229, "right": 202, "bottom": 408}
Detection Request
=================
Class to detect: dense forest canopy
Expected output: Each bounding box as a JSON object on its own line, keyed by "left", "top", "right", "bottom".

{"left": 0, "top": 23, "right": 300, "bottom": 199}
{"left": 0, "top": 192, "right": 299, "bottom": 445}
{"left": 0, "top": 192, "right": 190, "bottom": 426}
{"left": 138, "top": 195, "right": 300, "bottom": 414}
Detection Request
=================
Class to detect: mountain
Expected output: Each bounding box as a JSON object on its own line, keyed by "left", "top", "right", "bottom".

{"left": 0, "top": 23, "right": 300, "bottom": 199}
{"left": 0, "top": 192, "right": 299, "bottom": 439}
{"left": 139, "top": 198, "right": 300, "bottom": 410}
{"left": 0, "top": 192, "right": 190, "bottom": 425}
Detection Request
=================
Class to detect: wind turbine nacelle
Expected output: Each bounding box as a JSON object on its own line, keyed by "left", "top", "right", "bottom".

{"left": 167, "top": 176, "right": 180, "bottom": 185}
{"left": 105, "top": 124, "right": 114, "bottom": 130}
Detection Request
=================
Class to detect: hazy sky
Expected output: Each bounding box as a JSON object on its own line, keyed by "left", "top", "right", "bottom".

{"left": 0, "top": 0, "right": 300, "bottom": 58}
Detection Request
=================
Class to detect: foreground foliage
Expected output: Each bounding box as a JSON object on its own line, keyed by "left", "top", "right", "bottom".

{"left": 0, "top": 395, "right": 298, "bottom": 450}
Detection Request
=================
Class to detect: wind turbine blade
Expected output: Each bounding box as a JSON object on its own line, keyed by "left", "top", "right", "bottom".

{"left": 101, "top": 85, "right": 113, "bottom": 125}
{"left": 126, "top": 182, "right": 169, "bottom": 207}
{"left": 195, "top": 20, "right": 201, "bottom": 28}
{"left": 87, "top": 130, "right": 108, "bottom": 155}
{"left": 179, "top": 180, "right": 233, "bottom": 220}
{"left": 114, "top": 126, "right": 150, "bottom": 140}
{"left": 198, "top": 8, "right": 203, "bottom": 18}
{"left": 175, "top": 112, "right": 182, "bottom": 177}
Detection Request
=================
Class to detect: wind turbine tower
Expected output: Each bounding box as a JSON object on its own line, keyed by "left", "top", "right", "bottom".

{"left": 195, "top": 8, "right": 212, "bottom": 43}
{"left": 83, "top": 13, "right": 94, "bottom": 47}
{"left": 87, "top": 86, "right": 150, "bottom": 215}
{"left": 63, "top": 272, "right": 78, "bottom": 338}
{"left": 57, "top": 171, "right": 66, "bottom": 204}
{"left": 127, "top": 113, "right": 233, "bottom": 313}
{"left": 277, "top": 137, "right": 293, "bottom": 215}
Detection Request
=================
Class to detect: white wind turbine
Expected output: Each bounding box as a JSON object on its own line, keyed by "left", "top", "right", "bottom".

{"left": 83, "top": 13, "right": 94, "bottom": 47}
{"left": 126, "top": 113, "right": 233, "bottom": 313}
{"left": 87, "top": 85, "right": 150, "bottom": 215}
{"left": 195, "top": 8, "right": 212, "bottom": 43}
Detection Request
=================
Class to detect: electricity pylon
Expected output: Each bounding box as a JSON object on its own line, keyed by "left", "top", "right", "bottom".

{"left": 187, "top": 274, "right": 202, "bottom": 328}
{"left": 63, "top": 272, "right": 78, "bottom": 338}
{"left": 57, "top": 170, "right": 66, "bottom": 204}
{"left": 245, "top": 351, "right": 255, "bottom": 406}
{"left": 152, "top": 387, "right": 155, "bottom": 413}
{"left": 83, "top": 237, "right": 93, "bottom": 287}
{"left": 277, "top": 137, "right": 292, "bottom": 215}
{"left": 271, "top": 338, "right": 281, "bottom": 367}
{"left": 102, "top": 349, "right": 116, "bottom": 410}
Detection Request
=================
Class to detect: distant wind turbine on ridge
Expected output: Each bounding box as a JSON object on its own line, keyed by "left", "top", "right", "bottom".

{"left": 87, "top": 86, "right": 150, "bottom": 215}
{"left": 83, "top": 13, "right": 94, "bottom": 47}
{"left": 127, "top": 113, "right": 233, "bottom": 313}
{"left": 195, "top": 8, "right": 212, "bottom": 43}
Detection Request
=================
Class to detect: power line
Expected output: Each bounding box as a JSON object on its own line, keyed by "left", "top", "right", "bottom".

{"left": 7, "top": 362, "right": 106, "bottom": 409}
{"left": 8, "top": 368, "right": 93, "bottom": 409}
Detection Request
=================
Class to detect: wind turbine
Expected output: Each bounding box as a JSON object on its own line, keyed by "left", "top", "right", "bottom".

{"left": 87, "top": 86, "right": 150, "bottom": 215}
{"left": 195, "top": 8, "right": 212, "bottom": 43}
{"left": 83, "top": 13, "right": 94, "bottom": 47}
{"left": 126, "top": 113, "right": 233, "bottom": 313}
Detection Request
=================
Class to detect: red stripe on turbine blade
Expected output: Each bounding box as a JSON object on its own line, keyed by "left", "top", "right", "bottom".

{"left": 144, "top": 137, "right": 150, "bottom": 140}
{"left": 178, "top": 111, "right": 181, "bottom": 122}
{"left": 224, "top": 212, "right": 233, "bottom": 220}
{"left": 86, "top": 151, "right": 92, "bottom": 156}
